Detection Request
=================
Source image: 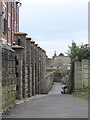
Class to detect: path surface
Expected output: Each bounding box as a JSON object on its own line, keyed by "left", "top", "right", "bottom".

{"left": 3, "top": 82, "right": 88, "bottom": 118}
{"left": 48, "top": 82, "right": 63, "bottom": 95}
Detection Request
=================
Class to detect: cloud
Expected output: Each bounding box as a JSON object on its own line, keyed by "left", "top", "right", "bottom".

{"left": 20, "top": 0, "right": 88, "bottom": 57}
{"left": 37, "top": 36, "right": 88, "bottom": 58}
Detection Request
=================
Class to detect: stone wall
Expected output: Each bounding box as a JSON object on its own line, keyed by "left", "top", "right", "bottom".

{"left": 43, "top": 73, "right": 53, "bottom": 94}
{"left": 0, "top": 32, "right": 52, "bottom": 114}
{"left": 88, "top": 60, "right": 90, "bottom": 88}
{"left": 82, "top": 60, "right": 89, "bottom": 87}
{"left": 13, "top": 32, "right": 28, "bottom": 99}
{"left": 74, "top": 61, "right": 82, "bottom": 89}
{"left": 74, "top": 59, "right": 90, "bottom": 89}
{"left": 0, "top": 43, "right": 2, "bottom": 115}
{"left": 12, "top": 32, "right": 47, "bottom": 99}
{"left": 26, "top": 37, "right": 32, "bottom": 97}
{"left": 2, "top": 44, "right": 16, "bottom": 113}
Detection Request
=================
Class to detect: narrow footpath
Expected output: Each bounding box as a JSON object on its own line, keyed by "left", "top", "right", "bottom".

{"left": 3, "top": 82, "right": 88, "bottom": 118}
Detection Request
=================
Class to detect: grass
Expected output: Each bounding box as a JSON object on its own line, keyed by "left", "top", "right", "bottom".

{"left": 72, "top": 87, "right": 90, "bottom": 101}
{"left": 73, "top": 94, "right": 89, "bottom": 101}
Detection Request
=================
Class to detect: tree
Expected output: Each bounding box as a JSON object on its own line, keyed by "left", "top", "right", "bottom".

{"left": 67, "top": 41, "right": 90, "bottom": 93}
{"left": 67, "top": 41, "right": 90, "bottom": 62}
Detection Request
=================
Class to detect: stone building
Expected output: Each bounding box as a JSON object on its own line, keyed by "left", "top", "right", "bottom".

{"left": 46, "top": 52, "right": 70, "bottom": 83}
{"left": 46, "top": 52, "right": 70, "bottom": 69}
{"left": 0, "top": 0, "right": 21, "bottom": 113}
{"left": 0, "top": 0, "right": 21, "bottom": 45}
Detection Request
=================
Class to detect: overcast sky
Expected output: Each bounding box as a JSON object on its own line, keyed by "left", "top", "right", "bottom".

{"left": 20, "top": 0, "right": 88, "bottom": 58}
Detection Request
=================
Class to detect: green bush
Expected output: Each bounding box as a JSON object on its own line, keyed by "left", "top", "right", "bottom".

{"left": 46, "top": 67, "right": 69, "bottom": 75}
{"left": 67, "top": 41, "right": 90, "bottom": 93}
{"left": 76, "top": 87, "right": 89, "bottom": 96}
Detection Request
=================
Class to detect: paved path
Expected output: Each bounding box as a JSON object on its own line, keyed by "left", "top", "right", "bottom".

{"left": 48, "top": 82, "right": 63, "bottom": 95}
{"left": 3, "top": 83, "right": 88, "bottom": 118}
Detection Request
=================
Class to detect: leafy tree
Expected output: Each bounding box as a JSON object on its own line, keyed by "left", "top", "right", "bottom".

{"left": 67, "top": 41, "right": 90, "bottom": 93}
{"left": 67, "top": 41, "right": 90, "bottom": 63}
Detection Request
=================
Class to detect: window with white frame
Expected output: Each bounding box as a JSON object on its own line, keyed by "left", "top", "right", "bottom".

{"left": 14, "top": 21, "right": 16, "bottom": 32}
{"left": 8, "top": 14, "right": 11, "bottom": 29}
{"left": 14, "top": 2, "right": 16, "bottom": 10}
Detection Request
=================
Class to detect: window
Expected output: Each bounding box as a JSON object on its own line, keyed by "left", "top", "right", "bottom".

{"left": 14, "top": 21, "right": 16, "bottom": 32}
{"left": 0, "top": 19, "right": 1, "bottom": 30}
{"left": 16, "top": 85, "right": 18, "bottom": 90}
{"left": 8, "top": 14, "right": 11, "bottom": 29}
{"left": 3, "top": 5, "right": 6, "bottom": 18}
{"left": 18, "top": 38, "right": 20, "bottom": 45}
{"left": 17, "top": 24, "right": 19, "bottom": 32}
{"left": 14, "top": 2, "right": 16, "bottom": 10}
{"left": 16, "top": 72, "right": 19, "bottom": 77}
{"left": 3, "top": 19, "right": 8, "bottom": 34}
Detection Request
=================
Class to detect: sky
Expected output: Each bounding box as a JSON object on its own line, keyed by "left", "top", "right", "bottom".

{"left": 20, "top": 0, "right": 88, "bottom": 58}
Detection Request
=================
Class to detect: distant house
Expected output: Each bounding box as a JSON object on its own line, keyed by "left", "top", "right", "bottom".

{"left": 46, "top": 51, "right": 70, "bottom": 69}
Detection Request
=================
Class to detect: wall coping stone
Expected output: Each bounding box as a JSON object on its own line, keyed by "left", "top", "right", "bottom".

{"left": 35, "top": 44, "right": 38, "bottom": 47}
{"left": 14, "top": 32, "right": 27, "bottom": 35}
{"left": 37, "top": 46, "right": 41, "bottom": 49}
{"left": 12, "top": 45, "right": 24, "bottom": 49}
{"left": 30, "top": 41, "right": 35, "bottom": 44}
{"left": 26, "top": 37, "right": 32, "bottom": 40}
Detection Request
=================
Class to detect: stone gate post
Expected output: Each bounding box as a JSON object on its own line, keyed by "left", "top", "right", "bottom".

{"left": 26, "top": 37, "right": 32, "bottom": 97}
{"left": 30, "top": 41, "right": 35, "bottom": 96}
{"left": 14, "top": 32, "right": 28, "bottom": 99}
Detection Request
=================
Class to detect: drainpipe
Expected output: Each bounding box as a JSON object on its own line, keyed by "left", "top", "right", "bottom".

{"left": 0, "top": 10, "right": 4, "bottom": 116}
{"left": 0, "top": 11, "right": 4, "bottom": 42}
{"left": 16, "top": 0, "right": 22, "bottom": 32}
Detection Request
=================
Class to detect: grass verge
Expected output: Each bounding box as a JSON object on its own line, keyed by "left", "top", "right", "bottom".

{"left": 72, "top": 87, "right": 90, "bottom": 101}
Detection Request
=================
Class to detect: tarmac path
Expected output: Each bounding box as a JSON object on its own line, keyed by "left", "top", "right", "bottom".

{"left": 3, "top": 82, "right": 88, "bottom": 118}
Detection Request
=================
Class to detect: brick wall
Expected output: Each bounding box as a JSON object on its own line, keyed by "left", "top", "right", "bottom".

{"left": 0, "top": 0, "right": 20, "bottom": 45}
